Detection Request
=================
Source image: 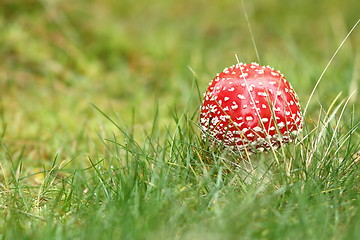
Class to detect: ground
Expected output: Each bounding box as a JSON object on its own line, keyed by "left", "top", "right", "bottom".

{"left": 0, "top": 0, "right": 359, "bottom": 239}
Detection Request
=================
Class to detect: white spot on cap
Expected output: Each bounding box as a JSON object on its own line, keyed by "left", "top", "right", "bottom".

{"left": 209, "top": 105, "right": 217, "bottom": 113}
{"left": 239, "top": 73, "right": 248, "bottom": 78}
{"left": 253, "top": 126, "right": 263, "bottom": 132}
{"left": 234, "top": 122, "right": 244, "bottom": 127}
{"left": 237, "top": 94, "right": 246, "bottom": 100}
{"left": 224, "top": 97, "right": 230, "bottom": 101}
{"left": 258, "top": 92, "right": 267, "bottom": 97}
{"left": 255, "top": 69, "right": 264, "bottom": 74}
{"left": 219, "top": 115, "right": 230, "bottom": 121}
{"left": 228, "top": 87, "right": 235, "bottom": 91}
{"left": 200, "top": 118, "right": 208, "bottom": 124}
{"left": 278, "top": 122, "right": 285, "bottom": 129}
{"left": 211, "top": 117, "right": 220, "bottom": 125}
{"left": 246, "top": 116, "right": 253, "bottom": 121}
{"left": 261, "top": 118, "right": 269, "bottom": 123}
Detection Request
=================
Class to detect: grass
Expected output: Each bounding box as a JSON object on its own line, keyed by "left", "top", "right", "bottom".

{"left": 0, "top": 0, "right": 360, "bottom": 239}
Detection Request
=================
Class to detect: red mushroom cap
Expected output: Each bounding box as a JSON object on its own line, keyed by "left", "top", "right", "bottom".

{"left": 200, "top": 62, "right": 303, "bottom": 153}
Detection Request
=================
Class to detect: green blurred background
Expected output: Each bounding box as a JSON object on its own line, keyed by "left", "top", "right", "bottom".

{"left": 0, "top": 0, "right": 359, "bottom": 173}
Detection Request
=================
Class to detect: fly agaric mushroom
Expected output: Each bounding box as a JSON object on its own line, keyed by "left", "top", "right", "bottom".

{"left": 200, "top": 62, "right": 303, "bottom": 153}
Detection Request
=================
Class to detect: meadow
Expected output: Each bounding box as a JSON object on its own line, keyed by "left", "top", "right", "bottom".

{"left": 0, "top": 0, "right": 359, "bottom": 239}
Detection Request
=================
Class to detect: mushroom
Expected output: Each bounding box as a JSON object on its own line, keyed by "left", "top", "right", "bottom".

{"left": 200, "top": 62, "right": 303, "bottom": 154}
